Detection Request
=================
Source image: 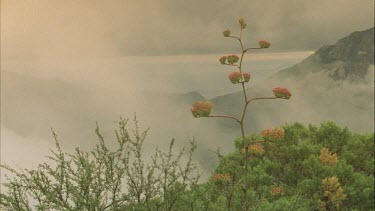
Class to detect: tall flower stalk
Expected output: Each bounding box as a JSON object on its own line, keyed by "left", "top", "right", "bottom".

{"left": 191, "top": 17, "right": 291, "bottom": 210}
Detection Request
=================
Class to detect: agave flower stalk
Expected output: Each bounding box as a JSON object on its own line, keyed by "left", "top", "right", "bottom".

{"left": 191, "top": 17, "right": 291, "bottom": 210}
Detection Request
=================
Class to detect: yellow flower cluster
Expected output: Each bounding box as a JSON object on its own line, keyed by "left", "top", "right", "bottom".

{"left": 318, "top": 177, "right": 346, "bottom": 211}
{"left": 239, "top": 17, "right": 247, "bottom": 29}
{"left": 240, "top": 144, "right": 265, "bottom": 155}
{"left": 212, "top": 173, "right": 231, "bottom": 183}
{"left": 261, "top": 127, "right": 285, "bottom": 140}
{"left": 270, "top": 186, "right": 285, "bottom": 196}
{"left": 320, "top": 147, "right": 338, "bottom": 167}
{"left": 249, "top": 144, "right": 265, "bottom": 155}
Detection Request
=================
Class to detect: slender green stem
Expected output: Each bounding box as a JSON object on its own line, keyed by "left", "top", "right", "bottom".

{"left": 240, "top": 28, "right": 243, "bottom": 40}
{"left": 223, "top": 26, "right": 278, "bottom": 211}
{"left": 228, "top": 35, "right": 241, "bottom": 42}
{"left": 238, "top": 53, "right": 245, "bottom": 75}
{"left": 239, "top": 37, "right": 244, "bottom": 51}
{"left": 234, "top": 27, "right": 251, "bottom": 211}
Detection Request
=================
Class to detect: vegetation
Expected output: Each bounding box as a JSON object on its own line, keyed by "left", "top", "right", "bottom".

{"left": 1, "top": 18, "right": 373, "bottom": 211}
{"left": 1, "top": 120, "right": 373, "bottom": 210}
{"left": 190, "top": 17, "right": 291, "bottom": 210}
{"left": 208, "top": 121, "right": 374, "bottom": 211}
{"left": 0, "top": 117, "right": 200, "bottom": 211}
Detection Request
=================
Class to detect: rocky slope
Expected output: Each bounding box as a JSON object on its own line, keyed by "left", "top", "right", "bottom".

{"left": 209, "top": 27, "right": 374, "bottom": 133}
{"left": 272, "top": 27, "right": 374, "bottom": 81}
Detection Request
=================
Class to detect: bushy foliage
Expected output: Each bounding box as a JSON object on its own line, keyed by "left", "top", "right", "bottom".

{"left": 0, "top": 117, "right": 200, "bottom": 211}
{"left": 1, "top": 120, "right": 373, "bottom": 210}
{"left": 204, "top": 122, "right": 373, "bottom": 210}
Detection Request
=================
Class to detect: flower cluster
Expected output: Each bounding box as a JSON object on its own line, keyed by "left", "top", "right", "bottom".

{"left": 239, "top": 17, "right": 246, "bottom": 29}
{"left": 212, "top": 173, "right": 231, "bottom": 184}
{"left": 223, "top": 29, "right": 231, "bottom": 37}
{"left": 219, "top": 54, "right": 239, "bottom": 65}
{"left": 272, "top": 87, "right": 292, "bottom": 99}
{"left": 191, "top": 101, "right": 213, "bottom": 118}
{"left": 228, "top": 72, "right": 251, "bottom": 84}
{"left": 270, "top": 186, "right": 285, "bottom": 196}
{"left": 318, "top": 177, "right": 346, "bottom": 210}
{"left": 219, "top": 56, "right": 227, "bottom": 64}
{"left": 243, "top": 72, "right": 251, "bottom": 82}
{"left": 261, "top": 127, "right": 285, "bottom": 140}
{"left": 259, "top": 40, "right": 271, "bottom": 48}
{"left": 240, "top": 143, "right": 265, "bottom": 155}
{"left": 226, "top": 54, "right": 239, "bottom": 64}
{"left": 321, "top": 177, "right": 345, "bottom": 197}
{"left": 320, "top": 147, "right": 338, "bottom": 167}
{"left": 249, "top": 144, "right": 265, "bottom": 155}
{"left": 228, "top": 71, "right": 242, "bottom": 84}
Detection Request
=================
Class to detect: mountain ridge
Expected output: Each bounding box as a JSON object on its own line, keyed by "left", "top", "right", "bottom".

{"left": 271, "top": 27, "right": 374, "bottom": 81}
{"left": 208, "top": 27, "right": 374, "bottom": 133}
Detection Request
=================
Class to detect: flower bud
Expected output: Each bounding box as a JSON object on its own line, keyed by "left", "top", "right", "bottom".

{"left": 259, "top": 40, "right": 271, "bottom": 48}
{"left": 272, "top": 87, "right": 291, "bottom": 99}
{"left": 226, "top": 54, "right": 239, "bottom": 64}
{"left": 239, "top": 17, "right": 246, "bottom": 29}
{"left": 191, "top": 101, "right": 213, "bottom": 118}
{"left": 219, "top": 56, "right": 227, "bottom": 64}
{"left": 228, "top": 71, "right": 242, "bottom": 84}
{"left": 223, "top": 29, "right": 231, "bottom": 37}
{"left": 243, "top": 72, "right": 251, "bottom": 82}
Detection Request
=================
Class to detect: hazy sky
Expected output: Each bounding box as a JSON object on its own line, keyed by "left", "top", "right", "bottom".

{"left": 1, "top": 0, "right": 374, "bottom": 179}
{"left": 1, "top": 0, "right": 374, "bottom": 58}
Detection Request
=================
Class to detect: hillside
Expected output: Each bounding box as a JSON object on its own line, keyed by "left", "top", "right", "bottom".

{"left": 272, "top": 27, "right": 374, "bottom": 81}
{"left": 210, "top": 27, "right": 374, "bottom": 133}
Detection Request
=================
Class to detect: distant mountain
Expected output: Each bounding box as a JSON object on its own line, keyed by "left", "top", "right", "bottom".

{"left": 209, "top": 28, "right": 374, "bottom": 133}
{"left": 173, "top": 91, "right": 206, "bottom": 104}
{"left": 1, "top": 70, "right": 229, "bottom": 173}
{"left": 2, "top": 70, "right": 207, "bottom": 143}
{"left": 272, "top": 27, "right": 374, "bottom": 81}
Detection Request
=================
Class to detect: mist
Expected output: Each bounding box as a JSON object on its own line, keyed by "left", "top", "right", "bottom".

{"left": 211, "top": 64, "right": 374, "bottom": 137}
{"left": 1, "top": 1, "right": 374, "bottom": 177}
{"left": 1, "top": 0, "right": 374, "bottom": 59}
